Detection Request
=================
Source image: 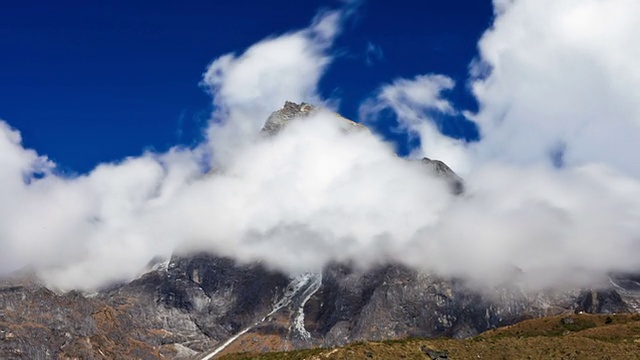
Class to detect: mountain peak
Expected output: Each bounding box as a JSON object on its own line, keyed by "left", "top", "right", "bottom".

{"left": 263, "top": 101, "right": 464, "bottom": 194}
{"left": 262, "top": 101, "right": 316, "bottom": 134}
{"left": 262, "top": 101, "right": 365, "bottom": 135}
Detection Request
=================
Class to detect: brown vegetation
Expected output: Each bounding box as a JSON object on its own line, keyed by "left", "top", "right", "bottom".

{"left": 220, "top": 314, "right": 640, "bottom": 360}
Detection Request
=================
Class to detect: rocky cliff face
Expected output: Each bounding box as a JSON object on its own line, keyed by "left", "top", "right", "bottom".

{"left": 5, "top": 255, "right": 637, "bottom": 359}
{"left": 0, "top": 276, "right": 164, "bottom": 359}
{"left": 1, "top": 102, "right": 639, "bottom": 359}
{"left": 193, "top": 259, "right": 639, "bottom": 358}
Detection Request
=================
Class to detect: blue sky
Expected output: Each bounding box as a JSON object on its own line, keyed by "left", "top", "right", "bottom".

{"left": 0, "top": 0, "right": 491, "bottom": 173}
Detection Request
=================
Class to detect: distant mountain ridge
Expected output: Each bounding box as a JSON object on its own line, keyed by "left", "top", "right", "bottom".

{"left": 1, "top": 102, "right": 639, "bottom": 359}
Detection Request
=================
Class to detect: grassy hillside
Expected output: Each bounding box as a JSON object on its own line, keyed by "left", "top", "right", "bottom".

{"left": 220, "top": 314, "right": 640, "bottom": 360}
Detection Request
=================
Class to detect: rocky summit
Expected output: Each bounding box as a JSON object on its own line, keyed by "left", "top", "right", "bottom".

{"left": 1, "top": 102, "right": 640, "bottom": 359}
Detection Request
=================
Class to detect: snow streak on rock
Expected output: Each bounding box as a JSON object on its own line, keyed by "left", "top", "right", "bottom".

{"left": 291, "top": 272, "right": 322, "bottom": 340}
{"left": 199, "top": 272, "right": 322, "bottom": 359}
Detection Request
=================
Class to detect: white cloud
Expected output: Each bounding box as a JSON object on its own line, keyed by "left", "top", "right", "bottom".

{"left": 2, "top": 0, "right": 640, "bottom": 292}
{"left": 0, "top": 122, "right": 204, "bottom": 289}
{"left": 470, "top": 0, "right": 640, "bottom": 176}
{"left": 157, "top": 111, "right": 454, "bottom": 274}
{"left": 357, "top": 0, "right": 640, "bottom": 287}
{"left": 406, "top": 162, "right": 640, "bottom": 288}
{"left": 359, "top": 74, "right": 470, "bottom": 174}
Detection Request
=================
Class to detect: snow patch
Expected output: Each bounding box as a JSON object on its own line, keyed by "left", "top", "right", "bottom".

{"left": 198, "top": 272, "right": 323, "bottom": 359}
{"left": 292, "top": 273, "right": 322, "bottom": 339}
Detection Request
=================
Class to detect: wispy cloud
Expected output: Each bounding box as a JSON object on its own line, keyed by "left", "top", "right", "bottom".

{"left": 360, "top": 74, "right": 470, "bottom": 173}
{"left": 365, "top": 41, "right": 383, "bottom": 66}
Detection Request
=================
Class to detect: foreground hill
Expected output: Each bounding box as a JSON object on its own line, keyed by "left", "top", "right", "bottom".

{"left": 220, "top": 313, "right": 640, "bottom": 360}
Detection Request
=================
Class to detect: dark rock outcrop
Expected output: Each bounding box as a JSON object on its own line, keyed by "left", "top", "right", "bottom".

{"left": 100, "top": 254, "right": 290, "bottom": 352}
{"left": 421, "top": 345, "right": 449, "bottom": 359}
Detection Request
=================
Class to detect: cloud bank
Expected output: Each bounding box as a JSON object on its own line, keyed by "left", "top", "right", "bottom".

{"left": 1, "top": 0, "right": 639, "bottom": 291}
{"left": 471, "top": 0, "right": 640, "bottom": 176}
{"left": 358, "top": 0, "right": 640, "bottom": 287}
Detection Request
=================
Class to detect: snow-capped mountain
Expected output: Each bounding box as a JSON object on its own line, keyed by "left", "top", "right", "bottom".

{"left": 1, "top": 102, "right": 639, "bottom": 359}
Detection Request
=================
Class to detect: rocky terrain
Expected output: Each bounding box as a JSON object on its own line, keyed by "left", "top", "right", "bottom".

{"left": 220, "top": 313, "right": 640, "bottom": 360}
{"left": 1, "top": 102, "right": 639, "bottom": 359}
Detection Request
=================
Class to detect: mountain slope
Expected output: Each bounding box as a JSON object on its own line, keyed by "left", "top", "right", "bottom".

{"left": 219, "top": 313, "right": 640, "bottom": 360}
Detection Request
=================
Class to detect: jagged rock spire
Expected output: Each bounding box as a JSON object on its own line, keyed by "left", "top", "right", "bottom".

{"left": 262, "top": 101, "right": 365, "bottom": 135}
{"left": 262, "top": 101, "right": 316, "bottom": 135}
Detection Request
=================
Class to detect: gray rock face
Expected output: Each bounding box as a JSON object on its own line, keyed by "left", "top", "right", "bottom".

{"left": 1, "top": 102, "right": 639, "bottom": 359}
{"left": 262, "top": 100, "right": 365, "bottom": 135}
{"left": 0, "top": 276, "right": 163, "bottom": 359}
{"left": 421, "top": 157, "right": 465, "bottom": 195}
{"left": 120, "top": 253, "right": 636, "bottom": 357}
{"left": 100, "top": 254, "right": 290, "bottom": 352}
{"left": 303, "top": 264, "right": 606, "bottom": 346}
{"left": 262, "top": 101, "right": 316, "bottom": 134}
